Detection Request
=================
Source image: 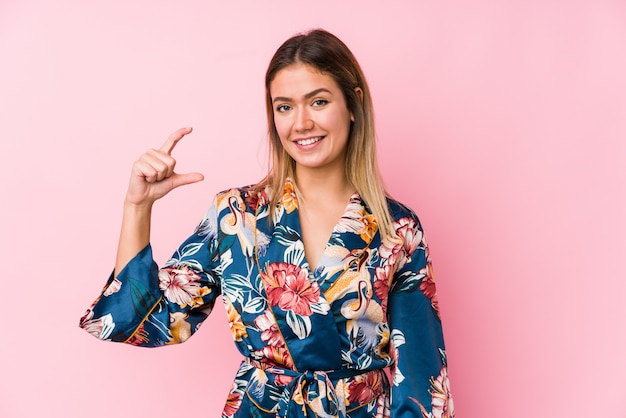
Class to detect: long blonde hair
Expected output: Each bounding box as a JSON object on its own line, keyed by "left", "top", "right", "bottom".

{"left": 254, "top": 29, "right": 395, "bottom": 239}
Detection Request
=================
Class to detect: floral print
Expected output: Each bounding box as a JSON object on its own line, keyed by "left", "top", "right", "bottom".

{"left": 158, "top": 266, "right": 208, "bottom": 308}
{"left": 225, "top": 296, "right": 248, "bottom": 342}
{"left": 262, "top": 262, "right": 320, "bottom": 316}
{"left": 411, "top": 351, "right": 454, "bottom": 418}
{"left": 80, "top": 179, "right": 453, "bottom": 417}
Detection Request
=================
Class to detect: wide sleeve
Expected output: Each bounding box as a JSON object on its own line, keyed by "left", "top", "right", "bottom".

{"left": 79, "top": 199, "right": 222, "bottom": 347}
{"left": 387, "top": 214, "right": 454, "bottom": 417}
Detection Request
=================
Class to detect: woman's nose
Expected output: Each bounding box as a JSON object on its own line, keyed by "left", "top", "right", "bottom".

{"left": 294, "top": 107, "right": 314, "bottom": 132}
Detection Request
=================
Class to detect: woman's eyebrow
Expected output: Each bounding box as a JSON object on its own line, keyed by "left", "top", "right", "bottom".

{"left": 272, "top": 88, "right": 332, "bottom": 104}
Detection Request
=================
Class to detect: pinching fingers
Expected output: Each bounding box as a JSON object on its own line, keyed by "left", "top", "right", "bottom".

{"left": 159, "top": 127, "right": 193, "bottom": 155}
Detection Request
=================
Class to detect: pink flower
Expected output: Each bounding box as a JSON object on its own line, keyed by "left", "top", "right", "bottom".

{"left": 379, "top": 236, "right": 402, "bottom": 264}
{"left": 158, "top": 266, "right": 204, "bottom": 308}
{"left": 374, "top": 265, "right": 394, "bottom": 315}
{"left": 244, "top": 188, "right": 268, "bottom": 212}
{"left": 379, "top": 217, "right": 423, "bottom": 269}
{"left": 419, "top": 261, "right": 439, "bottom": 313}
{"left": 430, "top": 366, "right": 454, "bottom": 418}
{"left": 395, "top": 217, "right": 422, "bottom": 256}
{"left": 79, "top": 309, "right": 114, "bottom": 340}
{"left": 347, "top": 371, "right": 384, "bottom": 404}
{"left": 103, "top": 278, "right": 122, "bottom": 296}
{"left": 274, "top": 373, "right": 295, "bottom": 386}
{"left": 255, "top": 346, "right": 295, "bottom": 369}
{"left": 261, "top": 263, "right": 320, "bottom": 316}
{"left": 222, "top": 384, "right": 243, "bottom": 417}
{"left": 255, "top": 310, "right": 284, "bottom": 347}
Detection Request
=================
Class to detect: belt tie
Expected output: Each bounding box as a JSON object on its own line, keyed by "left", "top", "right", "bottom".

{"left": 274, "top": 368, "right": 345, "bottom": 418}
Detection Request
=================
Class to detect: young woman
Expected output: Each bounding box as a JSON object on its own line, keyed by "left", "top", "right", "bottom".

{"left": 80, "top": 29, "right": 454, "bottom": 418}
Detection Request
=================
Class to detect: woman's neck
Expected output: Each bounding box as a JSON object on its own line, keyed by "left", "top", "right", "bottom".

{"left": 294, "top": 165, "right": 354, "bottom": 204}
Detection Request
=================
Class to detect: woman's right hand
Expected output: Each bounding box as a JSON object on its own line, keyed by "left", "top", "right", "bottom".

{"left": 114, "top": 127, "right": 204, "bottom": 274}
{"left": 125, "top": 127, "right": 204, "bottom": 207}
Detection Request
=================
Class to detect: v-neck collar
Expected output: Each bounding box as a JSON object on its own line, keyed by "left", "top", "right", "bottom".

{"left": 255, "top": 179, "right": 379, "bottom": 292}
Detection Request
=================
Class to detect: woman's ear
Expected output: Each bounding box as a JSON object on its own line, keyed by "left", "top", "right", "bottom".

{"left": 351, "top": 87, "right": 364, "bottom": 122}
{"left": 354, "top": 87, "right": 364, "bottom": 103}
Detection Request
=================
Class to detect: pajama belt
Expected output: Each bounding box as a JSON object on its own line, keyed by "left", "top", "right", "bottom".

{"left": 245, "top": 358, "right": 382, "bottom": 418}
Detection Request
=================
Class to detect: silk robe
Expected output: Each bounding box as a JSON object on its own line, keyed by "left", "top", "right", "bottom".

{"left": 80, "top": 181, "right": 454, "bottom": 417}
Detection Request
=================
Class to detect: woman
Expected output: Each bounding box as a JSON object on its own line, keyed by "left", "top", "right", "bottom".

{"left": 80, "top": 29, "right": 454, "bottom": 417}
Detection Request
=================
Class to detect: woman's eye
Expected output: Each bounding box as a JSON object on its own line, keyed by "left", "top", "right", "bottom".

{"left": 276, "top": 104, "right": 291, "bottom": 113}
{"left": 312, "top": 99, "right": 328, "bottom": 107}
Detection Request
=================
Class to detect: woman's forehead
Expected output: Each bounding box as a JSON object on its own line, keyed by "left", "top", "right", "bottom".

{"left": 269, "top": 63, "right": 340, "bottom": 99}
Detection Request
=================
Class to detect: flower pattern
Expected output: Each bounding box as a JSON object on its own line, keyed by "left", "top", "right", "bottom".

{"left": 347, "top": 369, "right": 384, "bottom": 404}
{"left": 419, "top": 260, "right": 440, "bottom": 314}
{"left": 281, "top": 181, "right": 298, "bottom": 213}
{"left": 262, "top": 262, "right": 320, "bottom": 316}
{"left": 103, "top": 277, "right": 122, "bottom": 296}
{"left": 225, "top": 296, "right": 248, "bottom": 342}
{"left": 158, "top": 266, "right": 207, "bottom": 308}
{"left": 411, "top": 352, "right": 454, "bottom": 418}
{"left": 80, "top": 180, "right": 452, "bottom": 417}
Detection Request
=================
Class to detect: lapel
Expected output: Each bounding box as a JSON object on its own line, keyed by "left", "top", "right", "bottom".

{"left": 252, "top": 179, "right": 380, "bottom": 371}
{"left": 254, "top": 179, "right": 378, "bottom": 290}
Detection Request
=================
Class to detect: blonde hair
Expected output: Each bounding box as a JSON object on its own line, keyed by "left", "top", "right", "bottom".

{"left": 254, "top": 29, "right": 395, "bottom": 239}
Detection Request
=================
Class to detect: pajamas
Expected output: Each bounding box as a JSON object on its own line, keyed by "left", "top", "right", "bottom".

{"left": 80, "top": 180, "right": 453, "bottom": 417}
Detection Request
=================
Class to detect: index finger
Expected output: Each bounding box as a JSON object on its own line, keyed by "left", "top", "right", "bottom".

{"left": 159, "top": 127, "right": 193, "bottom": 155}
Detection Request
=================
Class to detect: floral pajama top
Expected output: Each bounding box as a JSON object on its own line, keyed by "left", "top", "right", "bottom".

{"left": 80, "top": 180, "right": 454, "bottom": 418}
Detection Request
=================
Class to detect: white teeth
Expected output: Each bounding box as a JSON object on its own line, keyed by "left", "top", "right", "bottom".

{"left": 296, "top": 136, "right": 323, "bottom": 146}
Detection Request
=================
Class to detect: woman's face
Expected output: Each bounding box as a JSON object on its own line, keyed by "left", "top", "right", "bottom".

{"left": 270, "top": 63, "right": 353, "bottom": 175}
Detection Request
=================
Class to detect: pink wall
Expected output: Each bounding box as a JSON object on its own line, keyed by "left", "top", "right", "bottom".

{"left": 1, "top": 1, "right": 625, "bottom": 417}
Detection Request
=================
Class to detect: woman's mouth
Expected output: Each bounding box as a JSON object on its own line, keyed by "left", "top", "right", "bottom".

{"left": 295, "top": 136, "right": 324, "bottom": 146}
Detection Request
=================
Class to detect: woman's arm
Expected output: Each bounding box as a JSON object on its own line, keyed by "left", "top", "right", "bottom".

{"left": 114, "top": 127, "right": 204, "bottom": 274}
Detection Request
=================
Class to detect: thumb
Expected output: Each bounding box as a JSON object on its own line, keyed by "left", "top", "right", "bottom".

{"left": 169, "top": 172, "right": 205, "bottom": 190}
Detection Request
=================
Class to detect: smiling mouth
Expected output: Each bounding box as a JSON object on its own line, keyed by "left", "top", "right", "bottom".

{"left": 295, "top": 136, "right": 324, "bottom": 146}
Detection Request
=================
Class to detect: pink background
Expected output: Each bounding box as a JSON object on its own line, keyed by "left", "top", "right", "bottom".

{"left": 1, "top": 1, "right": 625, "bottom": 417}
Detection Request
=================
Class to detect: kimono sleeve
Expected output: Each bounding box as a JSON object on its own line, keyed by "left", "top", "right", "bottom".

{"left": 79, "top": 200, "right": 222, "bottom": 347}
{"left": 387, "top": 214, "right": 454, "bottom": 417}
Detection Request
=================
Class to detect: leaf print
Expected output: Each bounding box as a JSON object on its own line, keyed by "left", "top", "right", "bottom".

{"left": 283, "top": 243, "right": 305, "bottom": 267}
{"left": 390, "top": 329, "right": 406, "bottom": 347}
{"left": 179, "top": 242, "right": 204, "bottom": 258}
{"left": 327, "top": 234, "right": 345, "bottom": 247}
{"left": 286, "top": 310, "right": 311, "bottom": 339}
{"left": 220, "top": 234, "right": 237, "bottom": 254}
{"left": 225, "top": 274, "right": 256, "bottom": 293}
{"left": 195, "top": 204, "right": 218, "bottom": 238}
{"left": 393, "top": 366, "right": 405, "bottom": 386}
{"left": 222, "top": 274, "right": 252, "bottom": 304}
{"left": 310, "top": 299, "right": 331, "bottom": 315}
{"left": 243, "top": 296, "right": 266, "bottom": 314}
{"left": 392, "top": 270, "right": 422, "bottom": 293}
{"left": 274, "top": 225, "right": 301, "bottom": 246}
{"left": 179, "top": 259, "right": 204, "bottom": 273}
{"left": 128, "top": 277, "right": 160, "bottom": 319}
{"left": 220, "top": 248, "right": 234, "bottom": 272}
{"left": 357, "top": 352, "right": 373, "bottom": 369}
{"left": 247, "top": 368, "right": 268, "bottom": 400}
{"left": 252, "top": 273, "right": 265, "bottom": 296}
